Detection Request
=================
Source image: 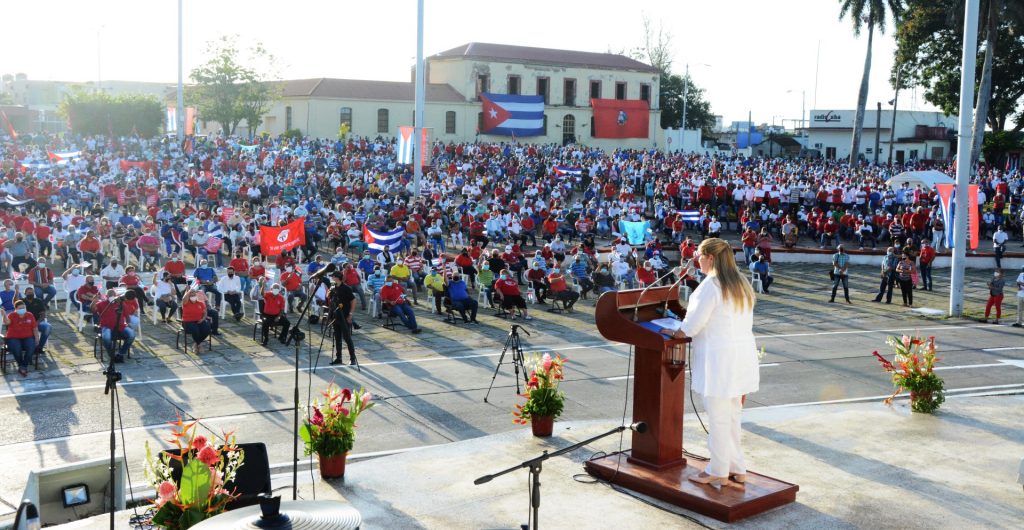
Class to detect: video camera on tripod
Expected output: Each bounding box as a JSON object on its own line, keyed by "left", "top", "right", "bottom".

{"left": 484, "top": 324, "right": 531, "bottom": 403}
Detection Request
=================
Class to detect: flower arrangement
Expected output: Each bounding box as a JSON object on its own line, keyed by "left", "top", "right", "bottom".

{"left": 299, "top": 383, "right": 375, "bottom": 458}
{"left": 143, "top": 415, "right": 245, "bottom": 530}
{"left": 513, "top": 353, "right": 567, "bottom": 425}
{"left": 872, "top": 335, "right": 946, "bottom": 413}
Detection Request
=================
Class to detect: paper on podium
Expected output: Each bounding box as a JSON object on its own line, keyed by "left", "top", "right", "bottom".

{"left": 649, "top": 317, "right": 680, "bottom": 329}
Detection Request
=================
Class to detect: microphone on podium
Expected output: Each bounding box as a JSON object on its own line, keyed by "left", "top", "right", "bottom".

{"left": 633, "top": 265, "right": 683, "bottom": 322}
{"left": 629, "top": 421, "right": 649, "bottom": 434}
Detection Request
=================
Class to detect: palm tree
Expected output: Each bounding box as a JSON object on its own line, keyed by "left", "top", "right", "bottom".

{"left": 839, "top": 0, "right": 905, "bottom": 168}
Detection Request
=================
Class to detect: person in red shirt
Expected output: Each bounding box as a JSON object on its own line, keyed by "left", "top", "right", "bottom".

{"left": 163, "top": 252, "right": 187, "bottom": 296}
{"left": 454, "top": 248, "right": 477, "bottom": 288}
{"left": 34, "top": 222, "right": 52, "bottom": 258}
{"left": 94, "top": 289, "right": 136, "bottom": 362}
{"left": 280, "top": 265, "right": 306, "bottom": 310}
{"left": 637, "top": 260, "right": 657, "bottom": 287}
{"left": 119, "top": 266, "right": 148, "bottom": 316}
{"left": 3, "top": 300, "right": 38, "bottom": 376}
{"left": 181, "top": 287, "right": 213, "bottom": 353}
{"left": 542, "top": 217, "right": 559, "bottom": 243}
{"left": 493, "top": 268, "right": 531, "bottom": 320}
{"left": 229, "top": 252, "right": 251, "bottom": 294}
{"left": 259, "top": 283, "right": 291, "bottom": 345}
{"left": 918, "top": 240, "right": 936, "bottom": 291}
{"left": 379, "top": 275, "right": 422, "bottom": 333}
{"left": 819, "top": 218, "right": 839, "bottom": 248}
{"left": 547, "top": 266, "right": 579, "bottom": 311}
{"left": 77, "top": 230, "right": 105, "bottom": 269}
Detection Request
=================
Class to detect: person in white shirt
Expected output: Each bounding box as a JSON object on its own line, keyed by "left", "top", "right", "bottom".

{"left": 217, "top": 266, "right": 244, "bottom": 321}
{"left": 1014, "top": 266, "right": 1024, "bottom": 328}
{"left": 659, "top": 238, "right": 759, "bottom": 489}
{"left": 100, "top": 259, "right": 126, "bottom": 290}
{"left": 993, "top": 226, "right": 1009, "bottom": 269}
{"left": 153, "top": 272, "right": 179, "bottom": 323}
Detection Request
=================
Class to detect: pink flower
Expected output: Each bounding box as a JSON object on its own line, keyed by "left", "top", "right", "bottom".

{"left": 197, "top": 445, "right": 219, "bottom": 466}
{"left": 339, "top": 406, "right": 349, "bottom": 417}
{"left": 341, "top": 388, "right": 353, "bottom": 403}
{"left": 311, "top": 407, "right": 324, "bottom": 426}
{"left": 191, "top": 435, "right": 208, "bottom": 451}
{"left": 157, "top": 480, "right": 177, "bottom": 502}
{"left": 542, "top": 353, "right": 552, "bottom": 372}
{"left": 361, "top": 392, "right": 372, "bottom": 407}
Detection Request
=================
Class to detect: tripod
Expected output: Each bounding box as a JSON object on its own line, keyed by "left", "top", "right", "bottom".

{"left": 484, "top": 324, "right": 529, "bottom": 403}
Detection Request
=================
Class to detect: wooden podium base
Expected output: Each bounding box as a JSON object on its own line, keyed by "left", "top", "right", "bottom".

{"left": 584, "top": 452, "right": 798, "bottom": 523}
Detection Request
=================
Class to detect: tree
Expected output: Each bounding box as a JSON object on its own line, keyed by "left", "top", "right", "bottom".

{"left": 189, "top": 36, "right": 280, "bottom": 137}
{"left": 660, "top": 73, "right": 715, "bottom": 134}
{"left": 839, "top": 0, "right": 905, "bottom": 167}
{"left": 624, "top": 14, "right": 716, "bottom": 135}
{"left": 57, "top": 89, "right": 163, "bottom": 136}
{"left": 895, "top": 0, "right": 1024, "bottom": 163}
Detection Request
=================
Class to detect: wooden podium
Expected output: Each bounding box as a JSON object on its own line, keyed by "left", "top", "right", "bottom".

{"left": 584, "top": 286, "right": 798, "bottom": 523}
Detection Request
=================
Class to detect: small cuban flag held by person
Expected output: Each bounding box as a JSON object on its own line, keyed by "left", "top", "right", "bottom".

{"left": 676, "top": 210, "right": 701, "bottom": 223}
{"left": 552, "top": 166, "right": 583, "bottom": 178}
{"left": 363, "top": 226, "right": 406, "bottom": 254}
{"left": 479, "top": 93, "right": 544, "bottom": 137}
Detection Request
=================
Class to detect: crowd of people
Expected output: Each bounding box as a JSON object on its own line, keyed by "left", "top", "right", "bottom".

{"left": 1, "top": 130, "right": 1023, "bottom": 376}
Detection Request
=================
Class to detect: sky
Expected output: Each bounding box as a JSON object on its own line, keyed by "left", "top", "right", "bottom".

{"left": 2, "top": 0, "right": 940, "bottom": 126}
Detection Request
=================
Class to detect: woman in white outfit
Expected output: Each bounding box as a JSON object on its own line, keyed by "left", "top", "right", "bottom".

{"left": 660, "top": 237, "right": 759, "bottom": 489}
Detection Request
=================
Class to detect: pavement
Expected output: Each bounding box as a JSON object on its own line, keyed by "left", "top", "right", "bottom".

{"left": 1, "top": 260, "right": 1022, "bottom": 528}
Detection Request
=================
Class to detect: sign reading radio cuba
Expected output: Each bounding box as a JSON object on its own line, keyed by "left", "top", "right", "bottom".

{"left": 810, "top": 110, "right": 852, "bottom": 128}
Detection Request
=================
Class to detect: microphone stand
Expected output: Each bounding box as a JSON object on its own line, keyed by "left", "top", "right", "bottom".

{"left": 93, "top": 296, "right": 124, "bottom": 530}
{"left": 474, "top": 423, "right": 644, "bottom": 530}
{"left": 632, "top": 264, "right": 681, "bottom": 322}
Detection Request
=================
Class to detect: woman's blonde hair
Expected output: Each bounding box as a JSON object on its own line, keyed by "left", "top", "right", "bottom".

{"left": 698, "top": 238, "right": 755, "bottom": 312}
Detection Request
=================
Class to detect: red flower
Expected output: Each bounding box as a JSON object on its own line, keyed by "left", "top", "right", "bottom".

{"left": 197, "top": 445, "right": 219, "bottom": 466}
{"left": 872, "top": 351, "right": 894, "bottom": 371}
{"left": 341, "top": 388, "right": 353, "bottom": 403}
{"left": 311, "top": 407, "right": 325, "bottom": 426}
{"left": 191, "top": 435, "right": 208, "bottom": 451}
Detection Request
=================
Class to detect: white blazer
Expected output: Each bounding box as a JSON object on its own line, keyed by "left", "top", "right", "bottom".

{"left": 675, "top": 275, "right": 760, "bottom": 398}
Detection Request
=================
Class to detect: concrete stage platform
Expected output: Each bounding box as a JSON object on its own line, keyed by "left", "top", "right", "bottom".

{"left": 46, "top": 394, "right": 1024, "bottom": 529}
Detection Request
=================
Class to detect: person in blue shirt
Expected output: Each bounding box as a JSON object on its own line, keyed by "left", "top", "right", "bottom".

{"left": 568, "top": 255, "right": 594, "bottom": 299}
{"left": 0, "top": 279, "right": 18, "bottom": 313}
{"left": 307, "top": 255, "right": 325, "bottom": 275}
{"left": 193, "top": 260, "right": 221, "bottom": 308}
{"left": 447, "top": 274, "right": 478, "bottom": 324}
{"left": 357, "top": 252, "right": 376, "bottom": 278}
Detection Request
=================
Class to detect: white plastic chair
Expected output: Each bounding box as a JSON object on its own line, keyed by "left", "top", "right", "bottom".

{"left": 69, "top": 290, "right": 88, "bottom": 332}
{"left": 750, "top": 270, "right": 764, "bottom": 294}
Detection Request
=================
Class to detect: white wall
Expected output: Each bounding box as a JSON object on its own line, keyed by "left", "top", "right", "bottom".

{"left": 807, "top": 109, "right": 957, "bottom": 162}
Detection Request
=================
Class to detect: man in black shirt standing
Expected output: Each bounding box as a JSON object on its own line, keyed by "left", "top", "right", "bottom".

{"left": 327, "top": 272, "right": 358, "bottom": 368}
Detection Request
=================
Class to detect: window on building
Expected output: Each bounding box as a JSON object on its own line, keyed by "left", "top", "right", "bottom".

{"left": 339, "top": 107, "right": 352, "bottom": 129}
{"left": 562, "top": 114, "right": 575, "bottom": 144}
{"left": 615, "top": 82, "right": 626, "bottom": 100}
{"left": 564, "top": 79, "right": 576, "bottom": 106}
{"left": 537, "top": 77, "right": 549, "bottom": 104}
{"left": 476, "top": 74, "right": 489, "bottom": 99}
{"left": 640, "top": 84, "right": 650, "bottom": 103}
{"left": 285, "top": 106, "right": 292, "bottom": 130}
{"left": 445, "top": 111, "right": 456, "bottom": 134}
{"left": 508, "top": 75, "right": 521, "bottom": 95}
{"left": 377, "top": 108, "right": 389, "bottom": 134}
{"left": 589, "top": 80, "right": 601, "bottom": 102}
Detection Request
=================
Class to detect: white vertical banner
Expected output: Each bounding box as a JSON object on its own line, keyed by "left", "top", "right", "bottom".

{"left": 397, "top": 126, "right": 433, "bottom": 166}
{"left": 166, "top": 106, "right": 177, "bottom": 132}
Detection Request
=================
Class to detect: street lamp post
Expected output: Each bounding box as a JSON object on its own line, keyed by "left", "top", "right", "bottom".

{"left": 888, "top": 66, "right": 901, "bottom": 166}
{"left": 176, "top": 0, "right": 185, "bottom": 136}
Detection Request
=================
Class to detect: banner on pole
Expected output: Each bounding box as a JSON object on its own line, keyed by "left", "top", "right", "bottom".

{"left": 936, "top": 183, "right": 979, "bottom": 250}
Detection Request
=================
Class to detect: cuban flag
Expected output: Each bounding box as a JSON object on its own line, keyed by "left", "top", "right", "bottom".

{"left": 204, "top": 226, "right": 224, "bottom": 253}
{"left": 363, "top": 226, "right": 406, "bottom": 254}
{"left": 676, "top": 210, "right": 701, "bottom": 222}
{"left": 480, "top": 93, "right": 544, "bottom": 137}
{"left": 552, "top": 166, "right": 582, "bottom": 178}
{"left": 396, "top": 126, "right": 414, "bottom": 165}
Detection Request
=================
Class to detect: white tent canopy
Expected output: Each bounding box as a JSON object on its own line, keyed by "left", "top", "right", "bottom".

{"left": 886, "top": 170, "right": 955, "bottom": 190}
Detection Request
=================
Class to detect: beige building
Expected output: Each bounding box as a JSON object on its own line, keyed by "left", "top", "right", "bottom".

{"left": 257, "top": 42, "right": 663, "bottom": 148}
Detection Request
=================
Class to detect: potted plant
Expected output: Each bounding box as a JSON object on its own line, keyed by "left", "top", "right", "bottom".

{"left": 513, "top": 353, "right": 567, "bottom": 436}
{"left": 143, "top": 415, "right": 245, "bottom": 530}
{"left": 299, "top": 382, "right": 375, "bottom": 479}
{"left": 873, "top": 335, "right": 946, "bottom": 413}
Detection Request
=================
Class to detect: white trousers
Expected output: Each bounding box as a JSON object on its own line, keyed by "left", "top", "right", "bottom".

{"left": 1016, "top": 297, "right": 1023, "bottom": 326}
{"left": 702, "top": 394, "right": 747, "bottom": 478}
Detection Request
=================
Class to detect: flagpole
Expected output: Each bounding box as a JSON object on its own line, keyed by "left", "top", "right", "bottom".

{"left": 176, "top": 0, "right": 185, "bottom": 137}
{"left": 413, "top": 0, "right": 425, "bottom": 197}
{"left": 949, "top": 0, "right": 980, "bottom": 317}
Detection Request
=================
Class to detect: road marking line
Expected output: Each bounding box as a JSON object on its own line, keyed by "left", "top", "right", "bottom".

{"left": 933, "top": 362, "right": 1015, "bottom": 371}
{"left": 0, "top": 324, "right": 1008, "bottom": 399}
{"left": 982, "top": 346, "right": 1024, "bottom": 352}
{"left": 758, "top": 383, "right": 1024, "bottom": 408}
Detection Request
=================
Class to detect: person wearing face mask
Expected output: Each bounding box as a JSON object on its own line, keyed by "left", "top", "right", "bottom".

{"left": 447, "top": 274, "right": 479, "bottom": 324}
{"left": 94, "top": 289, "right": 136, "bottom": 362}
{"left": 494, "top": 268, "right": 531, "bottom": 320}
{"left": 379, "top": 275, "right": 423, "bottom": 333}
{"left": 388, "top": 258, "right": 418, "bottom": 305}
{"left": 593, "top": 265, "right": 616, "bottom": 295}
{"left": 873, "top": 247, "right": 899, "bottom": 304}
{"left": 153, "top": 272, "right": 179, "bottom": 323}
{"left": 119, "top": 266, "right": 149, "bottom": 316}
{"left": 280, "top": 264, "right": 306, "bottom": 311}
{"left": 424, "top": 267, "right": 448, "bottom": 314}
{"left": 259, "top": 283, "right": 291, "bottom": 345}
{"left": 100, "top": 258, "right": 126, "bottom": 290}
{"left": 249, "top": 257, "right": 267, "bottom": 292}
{"left": 27, "top": 258, "right": 56, "bottom": 308}
{"left": 637, "top": 260, "right": 658, "bottom": 288}
{"left": 477, "top": 262, "right": 496, "bottom": 307}
{"left": 454, "top": 248, "right": 478, "bottom": 289}
{"left": 194, "top": 259, "right": 221, "bottom": 307}
{"left": 181, "top": 287, "right": 213, "bottom": 353}
{"left": 3, "top": 300, "right": 39, "bottom": 377}
{"left": 5, "top": 231, "right": 36, "bottom": 273}
{"left": 163, "top": 252, "right": 188, "bottom": 296}
{"left": 229, "top": 252, "right": 252, "bottom": 295}
{"left": 982, "top": 269, "right": 1006, "bottom": 324}
{"left": 0, "top": 279, "right": 18, "bottom": 313}
{"left": 327, "top": 271, "right": 358, "bottom": 366}
{"left": 547, "top": 265, "right": 580, "bottom": 311}
{"left": 217, "top": 266, "right": 244, "bottom": 321}
{"left": 22, "top": 287, "right": 51, "bottom": 357}
{"left": 526, "top": 261, "right": 549, "bottom": 304}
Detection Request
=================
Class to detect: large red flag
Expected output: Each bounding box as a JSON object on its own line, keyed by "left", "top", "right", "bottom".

{"left": 1, "top": 110, "right": 17, "bottom": 140}
{"left": 259, "top": 217, "right": 306, "bottom": 256}
{"left": 591, "top": 99, "right": 650, "bottom": 138}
